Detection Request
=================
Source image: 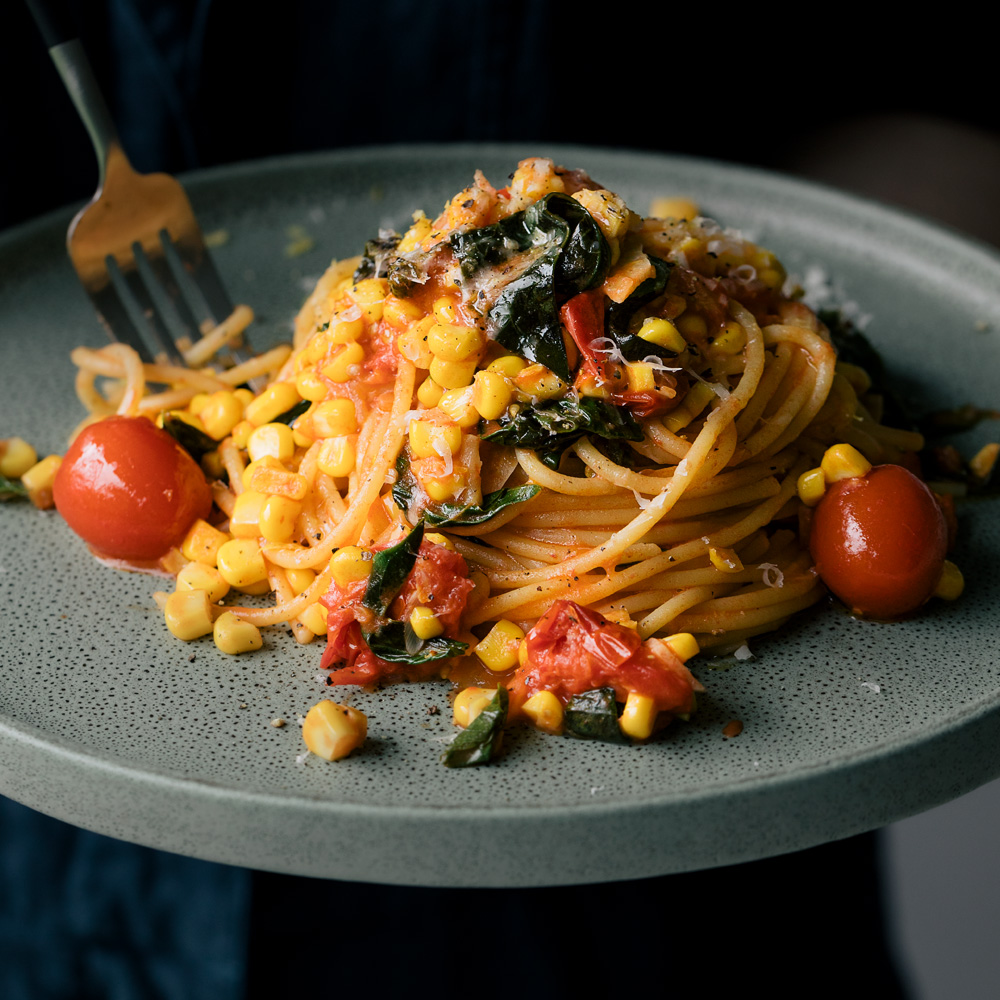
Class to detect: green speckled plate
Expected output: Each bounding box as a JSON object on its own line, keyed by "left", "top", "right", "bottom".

{"left": 2, "top": 145, "right": 999, "bottom": 887}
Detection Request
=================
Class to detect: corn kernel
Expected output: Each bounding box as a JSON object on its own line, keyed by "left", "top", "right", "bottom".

{"left": 424, "top": 473, "right": 466, "bottom": 501}
{"left": 417, "top": 376, "right": 445, "bottom": 407}
{"left": 21, "top": 454, "right": 61, "bottom": 509}
{"left": 685, "top": 381, "right": 715, "bottom": 418}
{"left": 198, "top": 390, "right": 244, "bottom": 439}
{"left": 797, "top": 467, "right": 827, "bottom": 507}
{"left": 164, "top": 589, "right": 215, "bottom": 641}
{"left": 626, "top": 362, "right": 656, "bottom": 392}
{"left": 282, "top": 567, "right": 314, "bottom": 595}
{"left": 176, "top": 562, "right": 230, "bottom": 603}
{"left": 650, "top": 196, "right": 698, "bottom": 220}
{"left": 521, "top": 690, "right": 564, "bottom": 734}
{"left": 665, "top": 632, "right": 700, "bottom": 662}
{"left": 298, "top": 602, "right": 329, "bottom": 635}
{"left": 758, "top": 266, "right": 785, "bottom": 289}
{"left": 474, "top": 620, "right": 524, "bottom": 672}
{"left": 295, "top": 370, "right": 329, "bottom": 402}
{"left": 514, "top": 364, "right": 566, "bottom": 399}
{"left": 712, "top": 320, "right": 747, "bottom": 355}
{"left": 438, "top": 387, "right": 479, "bottom": 428}
{"left": 935, "top": 560, "right": 964, "bottom": 601}
{"left": 244, "top": 383, "right": 300, "bottom": 427}
{"left": 327, "top": 317, "right": 365, "bottom": 346}
{"left": 312, "top": 398, "right": 358, "bottom": 438}
{"left": 676, "top": 314, "right": 707, "bottom": 338}
{"left": 247, "top": 422, "right": 295, "bottom": 463}
{"left": 0, "top": 437, "right": 37, "bottom": 478}
{"left": 409, "top": 420, "right": 462, "bottom": 459}
{"left": 397, "top": 318, "right": 436, "bottom": 369}
{"left": 213, "top": 611, "right": 263, "bottom": 655}
{"left": 472, "top": 370, "right": 513, "bottom": 420}
{"left": 181, "top": 518, "right": 229, "bottom": 566}
{"left": 432, "top": 296, "right": 460, "bottom": 325}
{"left": 302, "top": 700, "right": 368, "bottom": 760}
{"left": 970, "top": 442, "right": 999, "bottom": 482}
{"left": 242, "top": 455, "right": 285, "bottom": 491}
{"left": 382, "top": 295, "right": 423, "bottom": 329}
{"left": 188, "top": 392, "right": 211, "bottom": 416}
{"left": 619, "top": 692, "right": 657, "bottom": 740}
{"left": 709, "top": 546, "right": 744, "bottom": 573}
{"left": 821, "top": 443, "right": 872, "bottom": 483}
{"left": 453, "top": 687, "right": 497, "bottom": 728}
{"left": 397, "top": 214, "right": 432, "bottom": 253}
{"left": 487, "top": 355, "right": 529, "bottom": 378}
{"left": 427, "top": 322, "right": 485, "bottom": 362}
{"left": 638, "top": 317, "right": 686, "bottom": 353}
{"left": 250, "top": 466, "right": 309, "bottom": 501}
{"left": 216, "top": 538, "right": 269, "bottom": 589}
{"left": 425, "top": 532, "right": 455, "bottom": 551}
{"left": 349, "top": 277, "right": 388, "bottom": 322}
{"left": 330, "top": 545, "right": 373, "bottom": 586}
{"left": 230, "top": 490, "right": 266, "bottom": 538}
{"left": 409, "top": 606, "right": 444, "bottom": 639}
{"left": 429, "top": 357, "right": 477, "bottom": 390}
{"left": 317, "top": 436, "right": 357, "bottom": 477}
{"left": 322, "top": 342, "right": 365, "bottom": 383}
{"left": 259, "top": 495, "right": 302, "bottom": 543}
{"left": 230, "top": 420, "right": 254, "bottom": 449}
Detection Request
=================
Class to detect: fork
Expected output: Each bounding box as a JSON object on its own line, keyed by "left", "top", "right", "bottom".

{"left": 26, "top": 0, "right": 254, "bottom": 374}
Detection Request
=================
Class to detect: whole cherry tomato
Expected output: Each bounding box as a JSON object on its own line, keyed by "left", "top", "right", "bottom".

{"left": 54, "top": 416, "right": 212, "bottom": 561}
{"left": 809, "top": 464, "right": 947, "bottom": 619}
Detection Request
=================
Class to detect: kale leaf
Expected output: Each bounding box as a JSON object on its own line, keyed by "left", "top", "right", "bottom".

{"left": 361, "top": 521, "right": 424, "bottom": 617}
{"left": 442, "top": 686, "right": 509, "bottom": 767}
{"left": 364, "top": 621, "right": 468, "bottom": 665}
{"left": 563, "top": 687, "right": 627, "bottom": 743}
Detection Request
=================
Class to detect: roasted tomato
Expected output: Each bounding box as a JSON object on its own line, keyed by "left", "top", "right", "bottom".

{"left": 508, "top": 600, "right": 701, "bottom": 716}
{"left": 53, "top": 416, "right": 212, "bottom": 561}
{"left": 809, "top": 464, "right": 948, "bottom": 619}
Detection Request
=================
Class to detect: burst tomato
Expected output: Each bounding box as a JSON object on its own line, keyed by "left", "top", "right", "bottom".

{"left": 809, "top": 464, "right": 947, "bottom": 619}
{"left": 53, "top": 416, "right": 212, "bottom": 561}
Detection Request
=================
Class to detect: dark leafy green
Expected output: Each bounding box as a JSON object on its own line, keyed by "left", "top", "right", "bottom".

{"left": 160, "top": 413, "right": 218, "bottom": 461}
{"left": 354, "top": 230, "right": 402, "bottom": 282}
{"left": 606, "top": 255, "right": 674, "bottom": 361}
{"left": 564, "top": 687, "right": 626, "bottom": 743}
{"left": 450, "top": 193, "right": 611, "bottom": 380}
{"left": 272, "top": 399, "right": 311, "bottom": 426}
{"left": 364, "top": 621, "right": 468, "bottom": 665}
{"left": 361, "top": 521, "right": 424, "bottom": 616}
{"left": 0, "top": 474, "right": 28, "bottom": 501}
{"left": 442, "top": 686, "right": 508, "bottom": 767}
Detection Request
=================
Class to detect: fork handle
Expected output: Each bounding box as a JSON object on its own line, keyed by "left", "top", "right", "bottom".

{"left": 25, "top": 0, "right": 122, "bottom": 184}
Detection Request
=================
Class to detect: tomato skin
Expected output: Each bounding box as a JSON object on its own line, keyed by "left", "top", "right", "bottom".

{"left": 809, "top": 464, "right": 948, "bottom": 619}
{"left": 53, "top": 416, "right": 212, "bottom": 561}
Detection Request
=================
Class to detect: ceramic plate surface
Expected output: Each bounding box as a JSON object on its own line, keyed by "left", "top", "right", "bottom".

{"left": 2, "top": 144, "right": 999, "bottom": 887}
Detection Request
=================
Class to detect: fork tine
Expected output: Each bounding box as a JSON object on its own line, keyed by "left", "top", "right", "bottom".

{"left": 131, "top": 240, "right": 203, "bottom": 353}
{"left": 105, "top": 254, "right": 186, "bottom": 367}
{"left": 163, "top": 229, "right": 236, "bottom": 329}
{"left": 86, "top": 277, "right": 157, "bottom": 364}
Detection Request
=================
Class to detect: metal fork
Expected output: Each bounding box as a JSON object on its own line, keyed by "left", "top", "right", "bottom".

{"left": 26, "top": 0, "right": 253, "bottom": 372}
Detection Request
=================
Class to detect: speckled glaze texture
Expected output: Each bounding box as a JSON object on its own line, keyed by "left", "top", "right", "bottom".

{"left": 2, "top": 145, "right": 999, "bottom": 886}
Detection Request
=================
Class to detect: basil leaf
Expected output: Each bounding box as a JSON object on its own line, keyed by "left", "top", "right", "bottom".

{"left": 442, "top": 686, "right": 508, "bottom": 767}
{"left": 606, "top": 256, "right": 674, "bottom": 361}
{"left": 391, "top": 450, "right": 418, "bottom": 515}
{"left": 0, "top": 474, "right": 28, "bottom": 501}
{"left": 272, "top": 399, "right": 311, "bottom": 426}
{"left": 450, "top": 193, "right": 610, "bottom": 380}
{"left": 364, "top": 621, "right": 468, "bottom": 665}
{"left": 361, "top": 521, "right": 425, "bottom": 616}
{"left": 424, "top": 485, "right": 541, "bottom": 527}
{"left": 160, "top": 413, "right": 219, "bottom": 461}
{"left": 564, "top": 687, "right": 626, "bottom": 743}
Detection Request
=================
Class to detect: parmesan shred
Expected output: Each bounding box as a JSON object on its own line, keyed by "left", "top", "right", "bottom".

{"left": 759, "top": 563, "right": 785, "bottom": 588}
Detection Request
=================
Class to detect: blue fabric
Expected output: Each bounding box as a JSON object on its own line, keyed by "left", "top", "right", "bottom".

{"left": 0, "top": 797, "right": 250, "bottom": 1000}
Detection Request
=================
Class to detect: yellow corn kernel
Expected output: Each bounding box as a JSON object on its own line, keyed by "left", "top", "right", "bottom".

{"left": 935, "top": 560, "right": 964, "bottom": 601}
{"left": 0, "top": 437, "right": 37, "bottom": 478}
{"left": 328, "top": 316, "right": 365, "bottom": 346}
{"left": 330, "top": 545, "right": 373, "bottom": 587}
{"left": 521, "top": 690, "right": 564, "bottom": 734}
{"left": 821, "top": 443, "right": 872, "bottom": 483}
{"left": 425, "top": 532, "right": 455, "bottom": 551}
{"left": 250, "top": 466, "right": 309, "bottom": 501}
{"left": 514, "top": 364, "right": 566, "bottom": 400}
{"left": 432, "top": 295, "right": 460, "bottom": 325}
{"left": 322, "top": 342, "right": 365, "bottom": 383}
{"left": 474, "top": 620, "right": 524, "bottom": 673}
{"left": 409, "top": 420, "right": 462, "bottom": 459}
{"left": 244, "top": 383, "right": 300, "bottom": 427}
{"left": 676, "top": 313, "right": 707, "bottom": 338}
{"left": 970, "top": 442, "right": 999, "bottom": 482}
{"left": 626, "top": 362, "right": 656, "bottom": 392}
{"left": 348, "top": 277, "right": 388, "bottom": 322}
{"left": 835, "top": 361, "right": 873, "bottom": 395}
{"left": 292, "top": 426, "right": 314, "bottom": 449}
{"left": 242, "top": 455, "right": 285, "bottom": 491}
{"left": 180, "top": 518, "right": 229, "bottom": 566}
{"left": 685, "top": 381, "right": 716, "bottom": 418}
{"left": 438, "top": 387, "right": 479, "bottom": 428}
{"left": 295, "top": 370, "right": 329, "bottom": 402}
{"left": 259, "top": 495, "right": 302, "bottom": 543}
{"left": 216, "top": 538, "right": 269, "bottom": 589}
{"left": 188, "top": 392, "right": 211, "bottom": 416}
{"left": 382, "top": 295, "right": 423, "bottom": 329}
{"left": 397, "top": 317, "right": 436, "bottom": 369}
{"left": 650, "top": 196, "right": 698, "bottom": 220}
{"left": 453, "top": 687, "right": 497, "bottom": 728}
{"left": 427, "top": 322, "right": 485, "bottom": 362}
{"left": 198, "top": 391, "right": 245, "bottom": 440}
{"left": 176, "top": 562, "right": 230, "bottom": 603}
{"left": 316, "top": 435, "right": 357, "bottom": 477}
{"left": 397, "top": 213, "right": 432, "bottom": 253}
{"left": 21, "top": 454, "right": 61, "bottom": 509}
{"left": 797, "top": 467, "right": 827, "bottom": 507}
{"left": 230, "top": 490, "right": 267, "bottom": 538}
{"left": 487, "top": 355, "right": 529, "bottom": 378}
{"left": 619, "top": 692, "right": 657, "bottom": 740}
{"left": 213, "top": 611, "right": 263, "bottom": 655}
{"left": 409, "top": 606, "right": 444, "bottom": 640}
{"left": 164, "top": 589, "right": 215, "bottom": 641}
{"left": 233, "top": 388, "right": 255, "bottom": 408}
{"left": 417, "top": 376, "right": 445, "bottom": 408}
{"left": 302, "top": 700, "right": 368, "bottom": 760}
{"left": 665, "top": 632, "right": 700, "bottom": 662}
{"left": 247, "top": 422, "right": 295, "bottom": 463}
{"left": 712, "top": 320, "right": 747, "bottom": 355}
{"left": 472, "top": 370, "right": 513, "bottom": 420}
{"left": 709, "top": 546, "right": 744, "bottom": 573}
{"left": 281, "top": 567, "right": 314, "bottom": 595}
{"left": 638, "top": 317, "right": 686, "bottom": 353}
{"left": 424, "top": 473, "right": 465, "bottom": 502}
{"left": 312, "top": 398, "right": 358, "bottom": 438}
{"left": 429, "top": 357, "right": 477, "bottom": 390}
{"left": 298, "top": 602, "right": 329, "bottom": 635}
{"left": 758, "top": 266, "right": 786, "bottom": 289}
{"left": 230, "top": 419, "right": 254, "bottom": 449}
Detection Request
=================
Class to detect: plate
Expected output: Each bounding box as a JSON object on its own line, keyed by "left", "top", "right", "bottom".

{"left": 2, "top": 144, "right": 999, "bottom": 887}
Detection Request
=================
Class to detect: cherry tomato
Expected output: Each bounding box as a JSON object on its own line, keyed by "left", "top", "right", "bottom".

{"left": 809, "top": 464, "right": 947, "bottom": 619}
{"left": 53, "top": 416, "right": 212, "bottom": 561}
